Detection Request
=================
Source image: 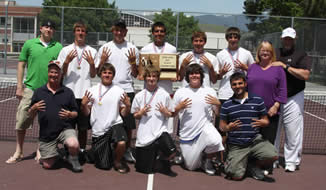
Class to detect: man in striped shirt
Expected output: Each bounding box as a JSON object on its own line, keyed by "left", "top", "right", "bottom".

{"left": 219, "top": 72, "right": 278, "bottom": 181}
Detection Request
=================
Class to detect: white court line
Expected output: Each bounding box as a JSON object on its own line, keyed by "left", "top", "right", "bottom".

{"left": 147, "top": 174, "right": 154, "bottom": 190}
{"left": 0, "top": 96, "right": 15, "bottom": 103}
{"left": 305, "top": 111, "right": 326, "bottom": 122}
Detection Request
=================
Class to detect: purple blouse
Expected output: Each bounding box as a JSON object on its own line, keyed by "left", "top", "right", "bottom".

{"left": 247, "top": 63, "right": 287, "bottom": 111}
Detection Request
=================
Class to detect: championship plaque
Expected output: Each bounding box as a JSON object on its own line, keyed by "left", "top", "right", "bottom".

{"left": 139, "top": 53, "right": 179, "bottom": 80}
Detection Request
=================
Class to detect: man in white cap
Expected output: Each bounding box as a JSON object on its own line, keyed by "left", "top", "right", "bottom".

{"left": 272, "top": 27, "right": 311, "bottom": 172}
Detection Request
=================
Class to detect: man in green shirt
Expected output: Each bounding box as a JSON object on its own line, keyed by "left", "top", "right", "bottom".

{"left": 6, "top": 20, "right": 63, "bottom": 164}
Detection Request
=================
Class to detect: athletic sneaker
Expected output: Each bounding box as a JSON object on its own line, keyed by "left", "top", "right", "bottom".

{"left": 124, "top": 148, "right": 136, "bottom": 163}
{"left": 247, "top": 165, "right": 265, "bottom": 181}
{"left": 201, "top": 159, "right": 216, "bottom": 176}
{"left": 273, "top": 160, "right": 280, "bottom": 169}
{"left": 285, "top": 163, "right": 296, "bottom": 172}
{"left": 67, "top": 155, "right": 83, "bottom": 173}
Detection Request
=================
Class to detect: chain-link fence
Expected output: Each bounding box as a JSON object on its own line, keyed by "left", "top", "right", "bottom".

{"left": 1, "top": 6, "right": 326, "bottom": 80}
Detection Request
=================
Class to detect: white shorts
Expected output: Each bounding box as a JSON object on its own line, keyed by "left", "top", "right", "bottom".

{"left": 180, "top": 123, "right": 224, "bottom": 170}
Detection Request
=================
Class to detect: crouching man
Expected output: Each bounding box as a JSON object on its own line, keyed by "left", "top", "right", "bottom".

{"left": 131, "top": 64, "right": 176, "bottom": 175}
{"left": 29, "top": 61, "right": 82, "bottom": 172}
{"left": 220, "top": 72, "right": 278, "bottom": 181}
{"left": 81, "top": 63, "right": 131, "bottom": 173}
{"left": 173, "top": 64, "right": 224, "bottom": 175}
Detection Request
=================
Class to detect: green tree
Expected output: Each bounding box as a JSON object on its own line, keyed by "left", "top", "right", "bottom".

{"left": 151, "top": 9, "right": 200, "bottom": 50}
{"left": 39, "top": 0, "right": 119, "bottom": 42}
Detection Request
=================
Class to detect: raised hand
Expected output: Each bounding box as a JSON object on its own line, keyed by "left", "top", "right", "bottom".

{"left": 156, "top": 102, "right": 172, "bottom": 117}
{"left": 126, "top": 48, "right": 136, "bottom": 65}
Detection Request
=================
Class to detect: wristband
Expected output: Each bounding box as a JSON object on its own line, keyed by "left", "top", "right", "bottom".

{"left": 285, "top": 64, "right": 290, "bottom": 71}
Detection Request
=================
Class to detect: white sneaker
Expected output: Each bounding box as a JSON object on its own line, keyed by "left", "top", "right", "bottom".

{"left": 285, "top": 163, "right": 296, "bottom": 172}
{"left": 273, "top": 160, "right": 279, "bottom": 169}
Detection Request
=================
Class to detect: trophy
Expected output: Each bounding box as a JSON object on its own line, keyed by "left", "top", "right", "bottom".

{"left": 139, "top": 53, "right": 179, "bottom": 80}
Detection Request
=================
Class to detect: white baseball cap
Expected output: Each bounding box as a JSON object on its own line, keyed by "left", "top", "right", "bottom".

{"left": 281, "top": 27, "right": 296, "bottom": 39}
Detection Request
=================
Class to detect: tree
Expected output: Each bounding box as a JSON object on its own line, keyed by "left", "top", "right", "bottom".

{"left": 151, "top": 9, "right": 200, "bottom": 50}
{"left": 39, "top": 0, "right": 119, "bottom": 37}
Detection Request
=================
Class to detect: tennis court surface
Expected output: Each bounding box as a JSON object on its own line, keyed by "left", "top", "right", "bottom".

{"left": 0, "top": 77, "right": 326, "bottom": 190}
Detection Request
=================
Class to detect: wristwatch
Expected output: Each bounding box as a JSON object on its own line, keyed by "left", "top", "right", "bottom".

{"left": 285, "top": 64, "right": 290, "bottom": 71}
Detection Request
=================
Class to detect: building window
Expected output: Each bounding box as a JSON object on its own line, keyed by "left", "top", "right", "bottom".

{"left": 13, "top": 17, "right": 34, "bottom": 33}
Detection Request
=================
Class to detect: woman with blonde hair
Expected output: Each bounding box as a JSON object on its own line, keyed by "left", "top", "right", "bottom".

{"left": 247, "top": 41, "right": 287, "bottom": 145}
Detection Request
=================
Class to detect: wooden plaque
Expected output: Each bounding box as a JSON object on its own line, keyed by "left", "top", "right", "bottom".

{"left": 138, "top": 53, "right": 179, "bottom": 80}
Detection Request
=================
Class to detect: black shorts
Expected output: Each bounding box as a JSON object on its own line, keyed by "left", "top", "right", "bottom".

{"left": 89, "top": 123, "right": 127, "bottom": 169}
{"left": 122, "top": 93, "right": 136, "bottom": 130}
{"left": 135, "top": 132, "right": 176, "bottom": 174}
{"left": 75, "top": 99, "right": 91, "bottom": 131}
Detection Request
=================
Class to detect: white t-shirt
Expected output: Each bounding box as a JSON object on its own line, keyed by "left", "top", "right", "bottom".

{"left": 131, "top": 87, "right": 174, "bottom": 147}
{"left": 57, "top": 43, "right": 97, "bottom": 99}
{"left": 87, "top": 83, "right": 125, "bottom": 137}
{"left": 140, "top": 42, "right": 177, "bottom": 94}
{"left": 173, "top": 86, "right": 217, "bottom": 141}
{"left": 216, "top": 47, "right": 254, "bottom": 100}
{"left": 95, "top": 41, "right": 139, "bottom": 93}
{"left": 179, "top": 51, "right": 218, "bottom": 88}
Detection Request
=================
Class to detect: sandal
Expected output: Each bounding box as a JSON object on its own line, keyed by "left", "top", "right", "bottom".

{"left": 114, "top": 162, "right": 129, "bottom": 174}
{"left": 6, "top": 154, "right": 23, "bottom": 164}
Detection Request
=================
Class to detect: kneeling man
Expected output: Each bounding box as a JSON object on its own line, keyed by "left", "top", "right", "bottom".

{"left": 220, "top": 72, "right": 278, "bottom": 181}
{"left": 131, "top": 64, "right": 176, "bottom": 174}
{"left": 29, "top": 61, "right": 82, "bottom": 172}
{"left": 173, "top": 64, "right": 224, "bottom": 175}
{"left": 81, "top": 63, "right": 131, "bottom": 173}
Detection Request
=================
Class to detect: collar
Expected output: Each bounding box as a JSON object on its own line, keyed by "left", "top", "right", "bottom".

{"left": 41, "top": 84, "right": 65, "bottom": 94}
{"left": 231, "top": 92, "right": 255, "bottom": 103}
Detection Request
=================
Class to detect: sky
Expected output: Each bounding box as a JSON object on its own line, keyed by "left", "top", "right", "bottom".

{"left": 13, "top": 0, "right": 246, "bottom": 14}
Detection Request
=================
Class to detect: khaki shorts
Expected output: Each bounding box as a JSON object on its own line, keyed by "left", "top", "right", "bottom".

{"left": 39, "top": 129, "right": 77, "bottom": 159}
{"left": 225, "top": 134, "right": 277, "bottom": 178}
{"left": 15, "top": 88, "right": 34, "bottom": 130}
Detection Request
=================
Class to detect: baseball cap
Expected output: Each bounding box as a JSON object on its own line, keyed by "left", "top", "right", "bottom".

{"left": 113, "top": 19, "right": 127, "bottom": 29}
{"left": 48, "top": 60, "right": 61, "bottom": 70}
{"left": 281, "top": 27, "right": 296, "bottom": 39}
{"left": 41, "top": 20, "right": 56, "bottom": 29}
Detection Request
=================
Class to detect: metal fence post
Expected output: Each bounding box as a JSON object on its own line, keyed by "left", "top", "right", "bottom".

{"left": 175, "top": 12, "right": 179, "bottom": 50}
{"left": 61, "top": 7, "right": 64, "bottom": 44}
{"left": 3, "top": 0, "right": 9, "bottom": 74}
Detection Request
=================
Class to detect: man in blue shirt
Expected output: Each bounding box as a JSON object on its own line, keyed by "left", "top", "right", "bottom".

{"left": 219, "top": 72, "right": 278, "bottom": 181}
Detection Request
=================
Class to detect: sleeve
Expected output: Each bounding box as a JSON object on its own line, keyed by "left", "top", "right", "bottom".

{"left": 298, "top": 52, "right": 312, "bottom": 71}
{"left": 247, "top": 51, "right": 255, "bottom": 66}
{"left": 18, "top": 40, "right": 30, "bottom": 62}
{"left": 215, "top": 51, "right": 223, "bottom": 74}
{"left": 166, "top": 93, "right": 174, "bottom": 112}
{"left": 211, "top": 56, "right": 219, "bottom": 73}
{"left": 57, "top": 48, "right": 66, "bottom": 67}
{"left": 131, "top": 92, "right": 141, "bottom": 114}
{"left": 69, "top": 91, "right": 78, "bottom": 112}
{"left": 173, "top": 90, "right": 181, "bottom": 108}
{"left": 94, "top": 45, "right": 103, "bottom": 68}
{"left": 275, "top": 67, "right": 287, "bottom": 104}
{"left": 135, "top": 46, "right": 140, "bottom": 66}
{"left": 178, "top": 53, "right": 186, "bottom": 70}
{"left": 257, "top": 98, "right": 267, "bottom": 116}
{"left": 219, "top": 102, "right": 228, "bottom": 121}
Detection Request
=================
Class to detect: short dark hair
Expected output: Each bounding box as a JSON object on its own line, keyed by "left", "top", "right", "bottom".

{"left": 143, "top": 64, "right": 161, "bottom": 80}
{"left": 151, "top": 22, "right": 166, "bottom": 33}
{"left": 225, "top": 27, "right": 241, "bottom": 40}
{"left": 73, "top": 21, "right": 87, "bottom": 33}
{"left": 191, "top": 31, "right": 207, "bottom": 42}
{"left": 185, "top": 64, "right": 204, "bottom": 85}
{"left": 230, "top": 72, "right": 246, "bottom": 83}
{"left": 99, "top": 63, "right": 116, "bottom": 77}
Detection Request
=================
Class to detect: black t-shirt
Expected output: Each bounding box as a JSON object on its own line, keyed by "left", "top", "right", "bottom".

{"left": 31, "top": 85, "right": 78, "bottom": 142}
{"left": 276, "top": 48, "right": 311, "bottom": 97}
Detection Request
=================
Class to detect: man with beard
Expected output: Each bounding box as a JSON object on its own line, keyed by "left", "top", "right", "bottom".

{"left": 272, "top": 27, "right": 311, "bottom": 172}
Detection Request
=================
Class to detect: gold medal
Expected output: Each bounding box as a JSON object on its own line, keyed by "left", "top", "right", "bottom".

{"left": 77, "top": 66, "right": 81, "bottom": 69}
{"left": 98, "top": 102, "right": 102, "bottom": 106}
